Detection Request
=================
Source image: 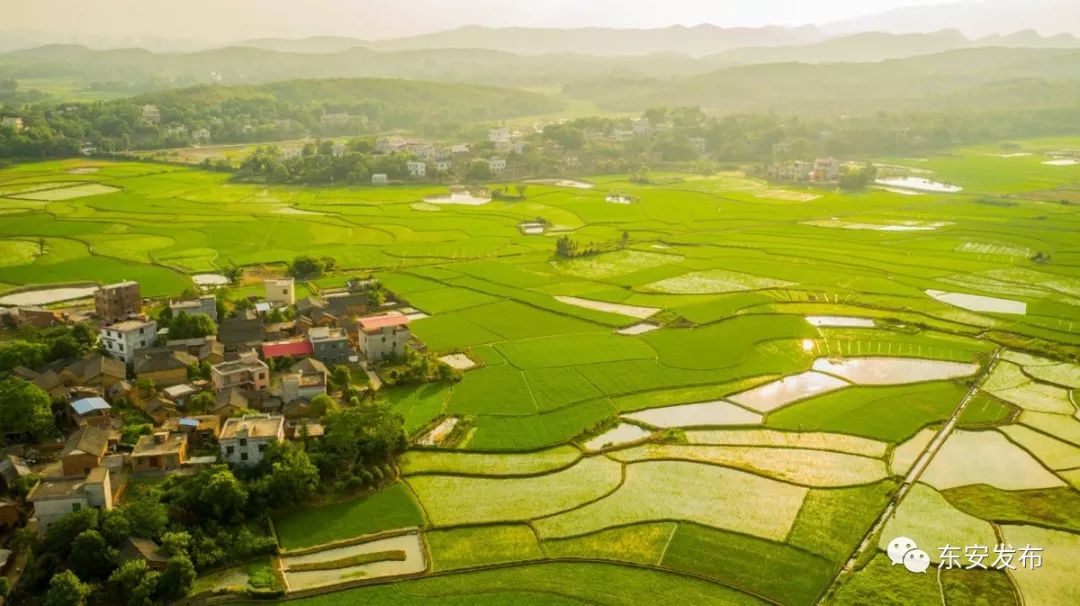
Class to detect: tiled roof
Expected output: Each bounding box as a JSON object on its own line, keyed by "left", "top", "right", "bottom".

{"left": 358, "top": 313, "right": 410, "bottom": 332}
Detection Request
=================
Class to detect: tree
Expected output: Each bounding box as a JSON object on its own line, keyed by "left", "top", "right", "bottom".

{"left": 69, "top": 529, "right": 117, "bottom": 580}
{"left": 43, "top": 507, "right": 99, "bottom": 558}
{"left": 0, "top": 341, "right": 49, "bottom": 373}
{"left": 315, "top": 405, "right": 405, "bottom": 480}
{"left": 121, "top": 496, "right": 168, "bottom": 538}
{"left": 160, "top": 531, "right": 192, "bottom": 557}
{"left": 165, "top": 311, "right": 216, "bottom": 339}
{"left": 465, "top": 160, "right": 492, "bottom": 181}
{"left": 157, "top": 555, "right": 196, "bottom": 601}
{"left": 254, "top": 443, "right": 320, "bottom": 507}
{"left": 620, "top": 231, "right": 630, "bottom": 249}
{"left": 331, "top": 365, "right": 352, "bottom": 390}
{"left": 555, "top": 236, "right": 580, "bottom": 259}
{"left": 71, "top": 323, "right": 96, "bottom": 347}
{"left": 44, "top": 570, "right": 91, "bottom": 606}
{"left": 308, "top": 394, "right": 340, "bottom": 418}
{"left": 514, "top": 183, "right": 528, "bottom": 198}
{"left": 197, "top": 467, "right": 248, "bottom": 521}
{"left": 188, "top": 390, "right": 215, "bottom": 413}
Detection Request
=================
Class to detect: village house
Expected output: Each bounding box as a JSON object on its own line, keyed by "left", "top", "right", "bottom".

{"left": 357, "top": 312, "right": 411, "bottom": 362}
{"left": 13, "top": 307, "right": 64, "bottom": 328}
{"left": 1, "top": 116, "right": 24, "bottom": 131}
{"left": 331, "top": 142, "right": 346, "bottom": 158}
{"left": 375, "top": 135, "right": 408, "bottom": 154}
{"left": 264, "top": 278, "right": 296, "bottom": 306}
{"left": 407, "top": 160, "right": 427, "bottom": 177}
{"left": 281, "top": 358, "right": 329, "bottom": 403}
{"left": 140, "top": 105, "right": 160, "bottom": 125}
{"left": 169, "top": 294, "right": 218, "bottom": 321}
{"left": 162, "top": 383, "right": 199, "bottom": 407}
{"left": 218, "top": 310, "right": 266, "bottom": 352}
{"left": 219, "top": 415, "right": 285, "bottom": 466}
{"left": 68, "top": 396, "right": 112, "bottom": 429}
{"left": 308, "top": 326, "right": 351, "bottom": 365}
{"left": 282, "top": 147, "right": 303, "bottom": 160}
{"left": 489, "top": 127, "right": 511, "bottom": 143}
{"left": 59, "top": 426, "right": 110, "bottom": 477}
{"left": 131, "top": 431, "right": 187, "bottom": 473}
{"left": 371, "top": 173, "right": 389, "bottom": 185}
{"left": 434, "top": 159, "right": 453, "bottom": 173}
{"left": 167, "top": 335, "right": 225, "bottom": 364}
{"left": 494, "top": 140, "right": 514, "bottom": 154}
{"left": 321, "top": 111, "right": 350, "bottom": 126}
{"left": 812, "top": 157, "right": 840, "bottom": 182}
{"left": 165, "top": 125, "right": 187, "bottom": 138}
{"left": 0, "top": 499, "right": 19, "bottom": 533}
{"left": 133, "top": 348, "right": 198, "bottom": 388}
{"left": 192, "top": 128, "right": 211, "bottom": 144}
{"left": 211, "top": 351, "right": 270, "bottom": 393}
{"left": 101, "top": 319, "right": 157, "bottom": 364}
{"left": 28, "top": 467, "right": 113, "bottom": 533}
{"left": 95, "top": 280, "right": 141, "bottom": 323}
{"left": 171, "top": 415, "right": 222, "bottom": 445}
{"left": 690, "top": 137, "right": 707, "bottom": 154}
{"left": 262, "top": 338, "right": 315, "bottom": 361}
{"left": 119, "top": 537, "right": 169, "bottom": 570}
{"left": 212, "top": 388, "right": 251, "bottom": 418}
{"left": 0, "top": 455, "right": 32, "bottom": 490}
{"left": 60, "top": 354, "right": 127, "bottom": 393}
{"left": 485, "top": 157, "right": 507, "bottom": 175}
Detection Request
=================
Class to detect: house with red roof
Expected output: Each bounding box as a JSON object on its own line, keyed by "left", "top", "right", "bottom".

{"left": 262, "top": 339, "right": 315, "bottom": 360}
{"left": 357, "top": 312, "right": 411, "bottom": 362}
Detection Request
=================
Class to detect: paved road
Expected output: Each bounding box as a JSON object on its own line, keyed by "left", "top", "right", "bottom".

{"left": 815, "top": 349, "right": 1003, "bottom": 605}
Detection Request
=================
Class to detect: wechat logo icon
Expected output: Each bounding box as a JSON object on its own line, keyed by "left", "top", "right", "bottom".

{"left": 887, "top": 537, "right": 931, "bottom": 574}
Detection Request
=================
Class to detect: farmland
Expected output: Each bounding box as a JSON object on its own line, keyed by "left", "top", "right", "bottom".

{"left": 3, "top": 137, "right": 1080, "bottom": 605}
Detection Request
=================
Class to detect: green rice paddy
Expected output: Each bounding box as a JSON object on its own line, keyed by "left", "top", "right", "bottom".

{"left": 5, "top": 139, "right": 1080, "bottom": 605}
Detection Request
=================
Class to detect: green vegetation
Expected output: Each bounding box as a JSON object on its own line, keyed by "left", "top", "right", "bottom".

{"left": 542, "top": 522, "right": 675, "bottom": 566}
{"left": 942, "top": 485, "right": 1080, "bottom": 533}
{"left": 787, "top": 480, "right": 898, "bottom": 561}
{"left": 426, "top": 525, "right": 543, "bottom": 571}
{"left": 274, "top": 483, "right": 425, "bottom": 550}
{"left": 661, "top": 524, "right": 835, "bottom": 606}
{"left": 957, "top": 392, "right": 1017, "bottom": 427}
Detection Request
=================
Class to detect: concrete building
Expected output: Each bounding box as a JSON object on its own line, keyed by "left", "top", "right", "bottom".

{"left": 101, "top": 319, "right": 157, "bottom": 364}
{"left": 95, "top": 281, "right": 141, "bottom": 322}
{"left": 357, "top": 312, "right": 411, "bottom": 362}
{"left": 434, "top": 160, "right": 453, "bottom": 173}
{"left": 264, "top": 278, "right": 295, "bottom": 306}
{"left": 1, "top": 116, "right": 24, "bottom": 131}
{"left": 331, "top": 142, "right": 347, "bottom": 158}
{"left": 407, "top": 161, "right": 427, "bottom": 177}
{"left": 169, "top": 294, "right": 218, "bottom": 321}
{"left": 140, "top": 105, "right": 160, "bottom": 125}
{"left": 28, "top": 467, "right": 113, "bottom": 533}
{"left": 281, "top": 358, "right": 329, "bottom": 403}
{"left": 133, "top": 348, "right": 198, "bottom": 388}
{"left": 131, "top": 432, "right": 187, "bottom": 473}
{"left": 485, "top": 157, "right": 507, "bottom": 175}
{"left": 489, "top": 127, "right": 511, "bottom": 143}
{"left": 211, "top": 351, "right": 270, "bottom": 393}
{"left": 375, "top": 136, "right": 407, "bottom": 154}
{"left": 307, "top": 326, "right": 351, "bottom": 365}
{"left": 69, "top": 397, "right": 112, "bottom": 429}
{"left": 219, "top": 415, "right": 285, "bottom": 466}
{"left": 371, "top": 173, "right": 389, "bottom": 185}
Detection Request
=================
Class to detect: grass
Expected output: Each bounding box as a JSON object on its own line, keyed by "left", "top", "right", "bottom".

{"left": 534, "top": 460, "right": 807, "bottom": 542}
{"left": 274, "top": 483, "right": 426, "bottom": 550}
{"left": 879, "top": 483, "right": 997, "bottom": 563}
{"left": 426, "top": 525, "right": 544, "bottom": 571}
{"left": 957, "top": 391, "right": 1016, "bottom": 427}
{"left": 541, "top": 522, "right": 675, "bottom": 565}
{"left": 832, "top": 553, "right": 1016, "bottom": 606}
{"left": 1000, "top": 525, "right": 1080, "bottom": 606}
{"left": 406, "top": 456, "right": 623, "bottom": 526}
{"left": 643, "top": 268, "right": 793, "bottom": 294}
{"left": 766, "top": 382, "right": 969, "bottom": 443}
{"left": 942, "top": 485, "right": 1080, "bottom": 533}
{"left": 246, "top": 558, "right": 282, "bottom": 591}
{"left": 661, "top": 524, "right": 835, "bottom": 606}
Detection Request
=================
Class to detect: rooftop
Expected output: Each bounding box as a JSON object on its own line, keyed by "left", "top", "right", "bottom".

{"left": 263, "top": 339, "right": 314, "bottom": 359}
{"left": 70, "top": 397, "right": 111, "bottom": 416}
{"left": 213, "top": 353, "right": 268, "bottom": 374}
{"left": 358, "top": 312, "right": 410, "bottom": 332}
{"left": 163, "top": 384, "right": 198, "bottom": 399}
{"left": 308, "top": 326, "right": 348, "bottom": 341}
{"left": 132, "top": 432, "right": 186, "bottom": 457}
{"left": 27, "top": 468, "right": 107, "bottom": 501}
{"left": 106, "top": 319, "right": 154, "bottom": 333}
{"left": 61, "top": 426, "right": 110, "bottom": 458}
{"left": 220, "top": 415, "right": 284, "bottom": 440}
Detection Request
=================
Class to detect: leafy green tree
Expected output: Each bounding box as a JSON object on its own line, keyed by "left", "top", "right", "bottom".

{"left": 121, "top": 495, "right": 168, "bottom": 538}
{"left": 99, "top": 509, "right": 132, "bottom": 546}
{"left": 188, "top": 390, "right": 215, "bottom": 413}
{"left": 157, "top": 555, "right": 196, "bottom": 601}
{"left": 308, "top": 394, "right": 340, "bottom": 418}
{"left": 253, "top": 443, "right": 320, "bottom": 508}
{"left": 0, "top": 341, "right": 49, "bottom": 373}
{"left": 165, "top": 311, "right": 217, "bottom": 339}
{"left": 331, "top": 365, "right": 351, "bottom": 390}
{"left": 43, "top": 507, "right": 99, "bottom": 558}
{"left": 71, "top": 323, "right": 97, "bottom": 347}
{"left": 69, "top": 530, "right": 117, "bottom": 580}
{"left": 160, "top": 531, "right": 192, "bottom": 557}
{"left": 44, "top": 570, "right": 91, "bottom": 606}
{"left": 197, "top": 467, "right": 248, "bottom": 521}
{"left": 315, "top": 405, "right": 405, "bottom": 480}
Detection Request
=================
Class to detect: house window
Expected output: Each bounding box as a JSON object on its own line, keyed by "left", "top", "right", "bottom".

{"left": 258, "top": 444, "right": 267, "bottom": 453}
{"left": 241, "top": 452, "right": 249, "bottom": 461}
{"left": 72, "top": 503, "right": 82, "bottom": 512}
{"left": 239, "top": 439, "right": 247, "bottom": 447}
{"left": 226, "top": 446, "right": 234, "bottom": 455}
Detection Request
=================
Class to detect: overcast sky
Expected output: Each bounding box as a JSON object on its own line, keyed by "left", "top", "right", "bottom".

{"left": 5, "top": 0, "right": 972, "bottom": 42}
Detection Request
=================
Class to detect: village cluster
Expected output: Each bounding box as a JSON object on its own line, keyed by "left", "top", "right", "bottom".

{"left": 0, "top": 276, "right": 428, "bottom": 546}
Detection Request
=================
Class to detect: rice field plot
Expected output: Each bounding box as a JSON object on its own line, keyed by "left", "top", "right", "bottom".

{"left": 942, "top": 485, "right": 1080, "bottom": 533}
{"left": 1019, "top": 410, "right": 1080, "bottom": 446}
{"left": 609, "top": 444, "right": 888, "bottom": 488}
{"left": 1000, "top": 424, "right": 1080, "bottom": 470}
{"left": 684, "top": 429, "right": 888, "bottom": 458}
{"left": 533, "top": 460, "right": 807, "bottom": 541}
{"left": 12, "top": 183, "right": 120, "bottom": 200}
{"left": 624, "top": 401, "right": 764, "bottom": 428}
{"left": 274, "top": 483, "right": 426, "bottom": 550}
{"left": 956, "top": 391, "right": 1016, "bottom": 428}
{"left": 663, "top": 524, "right": 835, "bottom": 606}
{"left": 787, "top": 480, "right": 897, "bottom": 562}
{"left": 282, "top": 533, "right": 426, "bottom": 591}
{"left": 831, "top": 553, "right": 1016, "bottom": 606}
{"left": 409, "top": 315, "right": 502, "bottom": 351}
{"left": 889, "top": 428, "right": 936, "bottom": 476}
{"left": 552, "top": 250, "right": 685, "bottom": 281}
{"left": 397, "top": 286, "right": 499, "bottom": 314}
{"left": 879, "top": 483, "right": 998, "bottom": 564}
{"left": 1002, "top": 351, "right": 1080, "bottom": 388}
{"left": 642, "top": 268, "right": 794, "bottom": 294}
{"left": 263, "top": 562, "right": 767, "bottom": 606}
{"left": 920, "top": 430, "right": 1066, "bottom": 491}
{"left": 810, "top": 357, "right": 978, "bottom": 385}
{"left": 541, "top": 522, "right": 675, "bottom": 566}
{"left": 406, "top": 456, "right": 623, "bottom": 526}
{"left": 400, "top": 446, "right": 582, "bottom": 476}
{"left": 981, "top": 361, "right": 1075, "bottom": 414}
{"left": 383, "top": 384, "right": 451, "bottom": 436}
{"left": 465, "top": 398, "right": 617, "bottom": 451}
{"left": 426, "top": 525, "right": 544, "bottom": 571}
{"left": 1001, "top": 525, "right": 1080, "bottom": 606}
{"left": 767, "top": 382, "right": 968, "bottom": 443}
{"left": 495, "top": 333, "right": 655, "bottom": 369}
{"left": 446, "top": 365, "right": 537, "bottom": 415}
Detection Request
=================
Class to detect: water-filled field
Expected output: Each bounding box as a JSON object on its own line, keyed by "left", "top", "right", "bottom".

{"left": 4, "top": 138, "right": 1080, "bottom": 605}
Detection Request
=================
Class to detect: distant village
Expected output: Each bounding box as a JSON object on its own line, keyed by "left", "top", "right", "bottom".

{"left": 0, "top": 275, "right": 443, "bottom": 554}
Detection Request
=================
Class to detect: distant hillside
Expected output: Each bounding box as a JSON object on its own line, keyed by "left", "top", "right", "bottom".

{"left": 564, "top": 47, "right": 1080, "bottom": 114}
{"left": 240, "top": 24, "right": 828, "bottom": 57}
{"left": 825, "top": 0, "right": 1080, "bottom": 37}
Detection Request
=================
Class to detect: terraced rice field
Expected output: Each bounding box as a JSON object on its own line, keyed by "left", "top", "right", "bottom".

{"left": 4, "top": 141, "right": 1079, "bottom": 605}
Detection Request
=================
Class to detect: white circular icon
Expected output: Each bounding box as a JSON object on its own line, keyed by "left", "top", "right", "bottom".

{"left": 903, "top": 549, "right": 931, "bottom": 574}
{"left": 887, "top": 536, "right": 918, "bottom": 566}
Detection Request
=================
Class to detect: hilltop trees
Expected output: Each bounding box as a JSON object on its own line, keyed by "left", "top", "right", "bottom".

{"left": 0, "top": 378, "right": 56, "bottom": 442}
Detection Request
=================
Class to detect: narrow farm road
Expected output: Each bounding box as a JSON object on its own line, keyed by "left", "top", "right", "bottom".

{"left": 815, "top": 348, "right": 1003, "bottom": 605}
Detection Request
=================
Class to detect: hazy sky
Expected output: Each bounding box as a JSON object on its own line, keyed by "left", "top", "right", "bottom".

{"left": 4, "top": 0, "right": 970, "bottom": 42}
